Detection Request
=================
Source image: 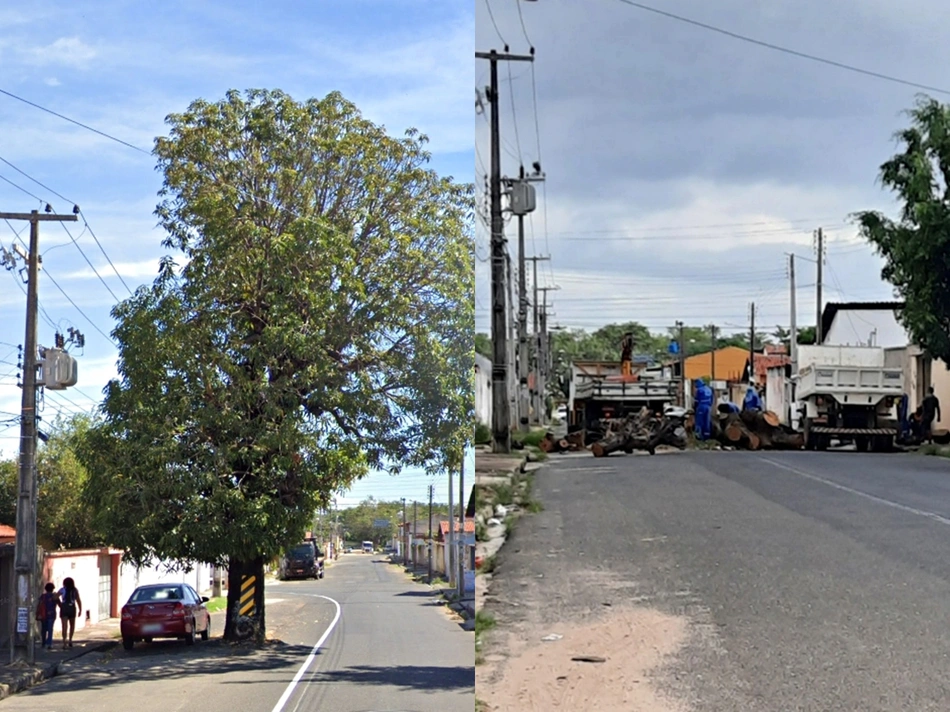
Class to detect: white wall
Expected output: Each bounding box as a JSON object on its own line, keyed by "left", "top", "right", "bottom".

{"left": 117, "top": 561, "right": 214, "bottom": 608}
{"left": 766, "top": 367, "right": 788, "bottom": 424}
{"left": 824, "top": 308, "right": 910, "bottom": 348}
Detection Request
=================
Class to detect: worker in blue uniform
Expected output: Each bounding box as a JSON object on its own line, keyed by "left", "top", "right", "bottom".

{"left": 694, "top": 378, "right": 714, "bottom": 440}
{"left": 742, "top": 386, "right": 762, "bottom": 412}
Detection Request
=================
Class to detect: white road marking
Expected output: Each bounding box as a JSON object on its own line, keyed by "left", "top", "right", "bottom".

{"left": 270, "top": 594, "right": 342, "bottom": 712}
{"left": 758, "top": 456, "right": 950, "bottom": 526}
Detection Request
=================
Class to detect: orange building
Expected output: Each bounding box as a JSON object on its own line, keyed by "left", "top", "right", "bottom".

{"left": 683, "top": 346, "right": 750, "bottom": 382}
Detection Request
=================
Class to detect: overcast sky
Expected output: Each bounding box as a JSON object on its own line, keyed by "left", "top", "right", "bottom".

{"left": 0, "top": 1, "right": 471, "bottom": 506}
{"left": 473, "top": 0, "right": 948, "bottom": 345}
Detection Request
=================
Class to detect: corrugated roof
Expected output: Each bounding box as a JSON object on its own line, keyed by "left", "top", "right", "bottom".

{"left": 0, "top": 524, "right": 15, "bottom": 537}
{"left": 684, "top": 346, "right": 750, "bottom": 382}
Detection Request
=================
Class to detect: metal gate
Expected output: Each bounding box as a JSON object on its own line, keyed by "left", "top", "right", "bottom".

{"left": 97, "top": 555, "right": 111, "bottom": 619}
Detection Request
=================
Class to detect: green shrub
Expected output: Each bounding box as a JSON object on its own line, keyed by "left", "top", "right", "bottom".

{"left": 475, "top": 421, "right": 492, "bottom": 445}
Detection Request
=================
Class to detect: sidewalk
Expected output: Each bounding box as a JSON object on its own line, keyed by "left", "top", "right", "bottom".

{"left": 0, "top": 616, "right": 120, "bottom": 699}
{"left": 393, "top": 558, "right": 475, "bottom": 627}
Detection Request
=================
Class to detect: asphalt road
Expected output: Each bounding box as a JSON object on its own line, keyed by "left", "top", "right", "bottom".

{"left": 486, "top": 450, "right": 950, "bottom": 711}
{"left": 2, "top": 554, "right": 473, "bottom": 712}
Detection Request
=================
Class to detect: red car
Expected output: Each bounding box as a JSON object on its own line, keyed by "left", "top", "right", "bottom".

{"left": 120, "top": 583, "right": 211, "bottom": 650}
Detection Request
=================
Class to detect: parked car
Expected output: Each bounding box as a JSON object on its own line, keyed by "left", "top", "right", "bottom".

{"left": 120, "top": 583, "right": 211, "bottom": 651}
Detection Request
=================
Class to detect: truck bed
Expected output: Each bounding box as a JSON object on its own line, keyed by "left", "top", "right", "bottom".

{"left": 798, "top": 363, "right": 902, "bottom": 401}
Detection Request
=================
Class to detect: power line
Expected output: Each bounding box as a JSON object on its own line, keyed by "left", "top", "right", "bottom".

{"left": 0, "top": 173, "right": 43, "bottom": 203}
{"left": 42, "top": 268, "right": 116, "bottom": 345}
{"left": 78, "top": 212, "right": 134, "bottom": 296}
{"left": 60, "top": 223, "right": 120, "bottom": 303}
{"left": 515, "top": 0, "right": 533, "bottom": 47}
{"left": 482, "top": 0, "right": 507, "bottom": 46}
{"left": 612, "top": 0, "right": 950, "bottom": 96}
{"left": 0, "top": 155, "right": 74, "bottom": 205}
{"left": 546, "top": 217, "right": 844, "bottom": 235}
{"left": 0, "top": 87, "right": 151, "bottom": 154}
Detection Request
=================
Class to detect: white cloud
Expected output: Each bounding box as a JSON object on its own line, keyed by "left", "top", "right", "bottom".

{"left": 23, "top": 37, "right": 97, "bottom": 68}
{"left": 63, "top": 258, "right": 161, "bottom": 281}
{"left": 44, "top": 77, "right": 61, "bottom": 87}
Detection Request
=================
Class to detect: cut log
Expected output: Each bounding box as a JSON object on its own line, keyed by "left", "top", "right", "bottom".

{"left": 724, "top": 422, "right": 744, "bottom": 442}
{"left": 747, "top": 432, "right": 761, "bottom": 450}
{"left": 763, "top": 410, "right": 781, "bottom": 428}
{"left": 592, "top": 433, "right": 627, "bottom": 457}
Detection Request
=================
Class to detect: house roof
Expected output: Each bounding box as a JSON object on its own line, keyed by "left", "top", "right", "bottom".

{"left": 0, "top": 524, "right": 15, "bottom": 537}
{"left": 754, "top": 352, "right": 790, "bottom": 381}
{"left": 820, "top": 301, "right": 903, "bottom": 343}
{"left": 684, "top": 346, "right": 750, "bottom": 382}
{"left": 439, "top": 520, "right": 476, "bottom": 537}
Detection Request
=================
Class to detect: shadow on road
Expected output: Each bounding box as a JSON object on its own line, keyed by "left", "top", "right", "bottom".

{"left": 24, "top": 639, "right": 314, "bottom": 697}
{"left": 394, "top": 590, "right": 438, "bottom": 598}
{"left": 314, "top": 664, "right": 474, "bottom": 692}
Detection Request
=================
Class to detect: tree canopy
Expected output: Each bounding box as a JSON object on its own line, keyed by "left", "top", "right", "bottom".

{"left": 855, "top": 96, "right": 950, "bottom": 363}
{"left": 76, "top": 89, "right": 473, "bottom": 638}
{"left": 0, "top": 415, "right": 103, "bottom": 551}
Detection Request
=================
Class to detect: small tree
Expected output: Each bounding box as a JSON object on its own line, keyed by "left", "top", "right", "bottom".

{"left": 855, "top": 96, "right": 950, "bottom": 362}
{"left": 78, "top": 89, "right": 473, "bottom": 642}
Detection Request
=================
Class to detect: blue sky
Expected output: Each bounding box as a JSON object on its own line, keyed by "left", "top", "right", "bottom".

{"left": 0, "top": 0, "right": 473, "bottom": 507}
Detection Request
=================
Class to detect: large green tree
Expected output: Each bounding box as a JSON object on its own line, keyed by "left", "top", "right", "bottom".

{"left": 77, "top": 89, "right": 473, "bottom": 642}
{"left": 855, "top": 96, "right": 950, "bottom": 362}
{"left": 0, "top": 415, "right": 103, "bottom": 550}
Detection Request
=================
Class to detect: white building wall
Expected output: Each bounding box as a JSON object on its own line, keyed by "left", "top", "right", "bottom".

{"left": 765, "top": 367, "right": 788, "bottom": 425}
{"left": 117, "top": 561, "right": 214, "bottom": 608}
{"left": 824, "top": 308, "right": 910, "bottom": 348}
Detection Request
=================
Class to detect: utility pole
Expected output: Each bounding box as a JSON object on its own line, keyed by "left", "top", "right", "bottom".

{"left": 412, "top": 501, "right": 418, "bottom": 571}
{"left": 676, "top": 321, "right": 686, "bottom": 407}
{"left": 1, "top": 209, "right": 78, "bottom": 665}
{"left": 506, "top": 253, "right": 518, "bottom": 431}
{"left": 509, "top": 167, "right": 544, "bottom": 433}
{"left": 815, "top": 228, "right": 824, "bottom": 344}
{"left": 538, "top": 286, "right": 558, "bottom": 423}
{"left": 458, "top": 455, "right": 466, "bottom": 599}
{"left": 526, "top": 255, "right": 549, "bottom": 424}
{"left": 789, "top": 253, "right": 797, "bottom": 372}
{"left": 709, "top": 325, "right": 719, "bottom": 385}
{"left": 401, "top": 497, "right": 407, "bottom": 567}
{"left": 447, "top": 467, "right": 455, "bottom": 587}
{"left": 427, "top": 485, "right": 434, "bottom": 583}
{"left": 477, "top": 48, "right": 535, "bottom": 454}
{"left": 749, "top": 303, "right": 756, "bottom": 386}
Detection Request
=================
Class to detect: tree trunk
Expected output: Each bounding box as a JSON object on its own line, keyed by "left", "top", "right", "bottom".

{"left": 592, "top": 433, "right": 626, "bottom": 457}
{"left": 224, "top": 556, "right": 266, "bottom": 643}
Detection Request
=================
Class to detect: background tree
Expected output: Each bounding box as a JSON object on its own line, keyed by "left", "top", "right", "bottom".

{"left": 0, "top": 415, "right": 103, "bottom": 550}
{"left": 475, "top": 333, "right": 492, "bottom": 359}
{"left": 772, "top": 325, "right": 816, "bottom": 350}
{"left": 77, "top": 89, "right": 473, "bottom": 642}
{"left": 855, "top": 96, "right": 950, "bottom": 362}
{"left": 336, "top": 497, "right": 451, "bottom": 546}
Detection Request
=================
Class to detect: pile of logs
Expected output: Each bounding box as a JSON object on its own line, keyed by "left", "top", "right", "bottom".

{"left": 714, "top": 409, "right": 803, "bottom": 450}
{"left": 591, "top": 407, "right": 688, "bottom": 457}
{"left": 539, "top": 430, "right": 587, "bottom": 454}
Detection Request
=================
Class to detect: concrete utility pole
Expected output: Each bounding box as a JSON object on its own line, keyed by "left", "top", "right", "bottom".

{"left": 526, "top": 255, "right": 549, "bottom": 424}
{"left": 427, "top": 485, "right": 434, "bottom": 583}
{"left": 447, "top": 468, "right": 455, "bottom": 587}
{"left": 749, "top": 303, "right": 756, "bottom": 386}
{"left": 789, "top": 253, "right": 797, "bottom": 373}
{"left": 401, "top": 497, "right": 407, "bottom": 567}
{"left": 476, "top": 49, "right": 534, "bottom": 454}
{"left": 1, "top": 209, "right": 78, "bottom": 665}
{"left": 709, "top": 324, "right": 719, "bottom": 384}
{"left": 506, "top": 254, "right": 518, "bottom": 431}
{"left": 509, "top": 166, "right": 544, "bottom": 433}
{"left": 676, "top": 321, "right": 686, "bottom": 407}
{"left": 538, "top": 286, "right": 558, "bottom": 423}
{"left": 457, "top": 455, "right": 466, "bottom": 599}
{"left": 412, "top": 501, "right": 418, "bottom": 571}
{"left": 815, "top": 228, "right": 824, "bottom": 344}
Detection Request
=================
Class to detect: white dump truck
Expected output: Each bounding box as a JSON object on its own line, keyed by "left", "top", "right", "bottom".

{"left": 796, "top": 345, "right": 903, "bottom": 452}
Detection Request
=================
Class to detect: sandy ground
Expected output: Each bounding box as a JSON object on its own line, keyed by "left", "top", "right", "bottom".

{"left": 476, "top": 605, "right": 688, "bottom": 711}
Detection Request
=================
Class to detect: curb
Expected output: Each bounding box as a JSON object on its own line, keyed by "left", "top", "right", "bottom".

{"left": 0, "top": 640, "right": 118, "bottom": 700}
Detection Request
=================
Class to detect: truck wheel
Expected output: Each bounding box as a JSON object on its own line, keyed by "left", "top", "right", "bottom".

{"left": 855, "top": 437, "right": 869, "bottom": 452}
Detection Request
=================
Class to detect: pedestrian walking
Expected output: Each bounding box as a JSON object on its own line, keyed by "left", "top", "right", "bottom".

{"left": 35, "top": 583, "right": 59, "bottom": 651}
{"left": 922, "top": 387, "right": 942, "bottom": 444}
{"left": 58, "top": 577, "right": 82, "bottom": 649}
